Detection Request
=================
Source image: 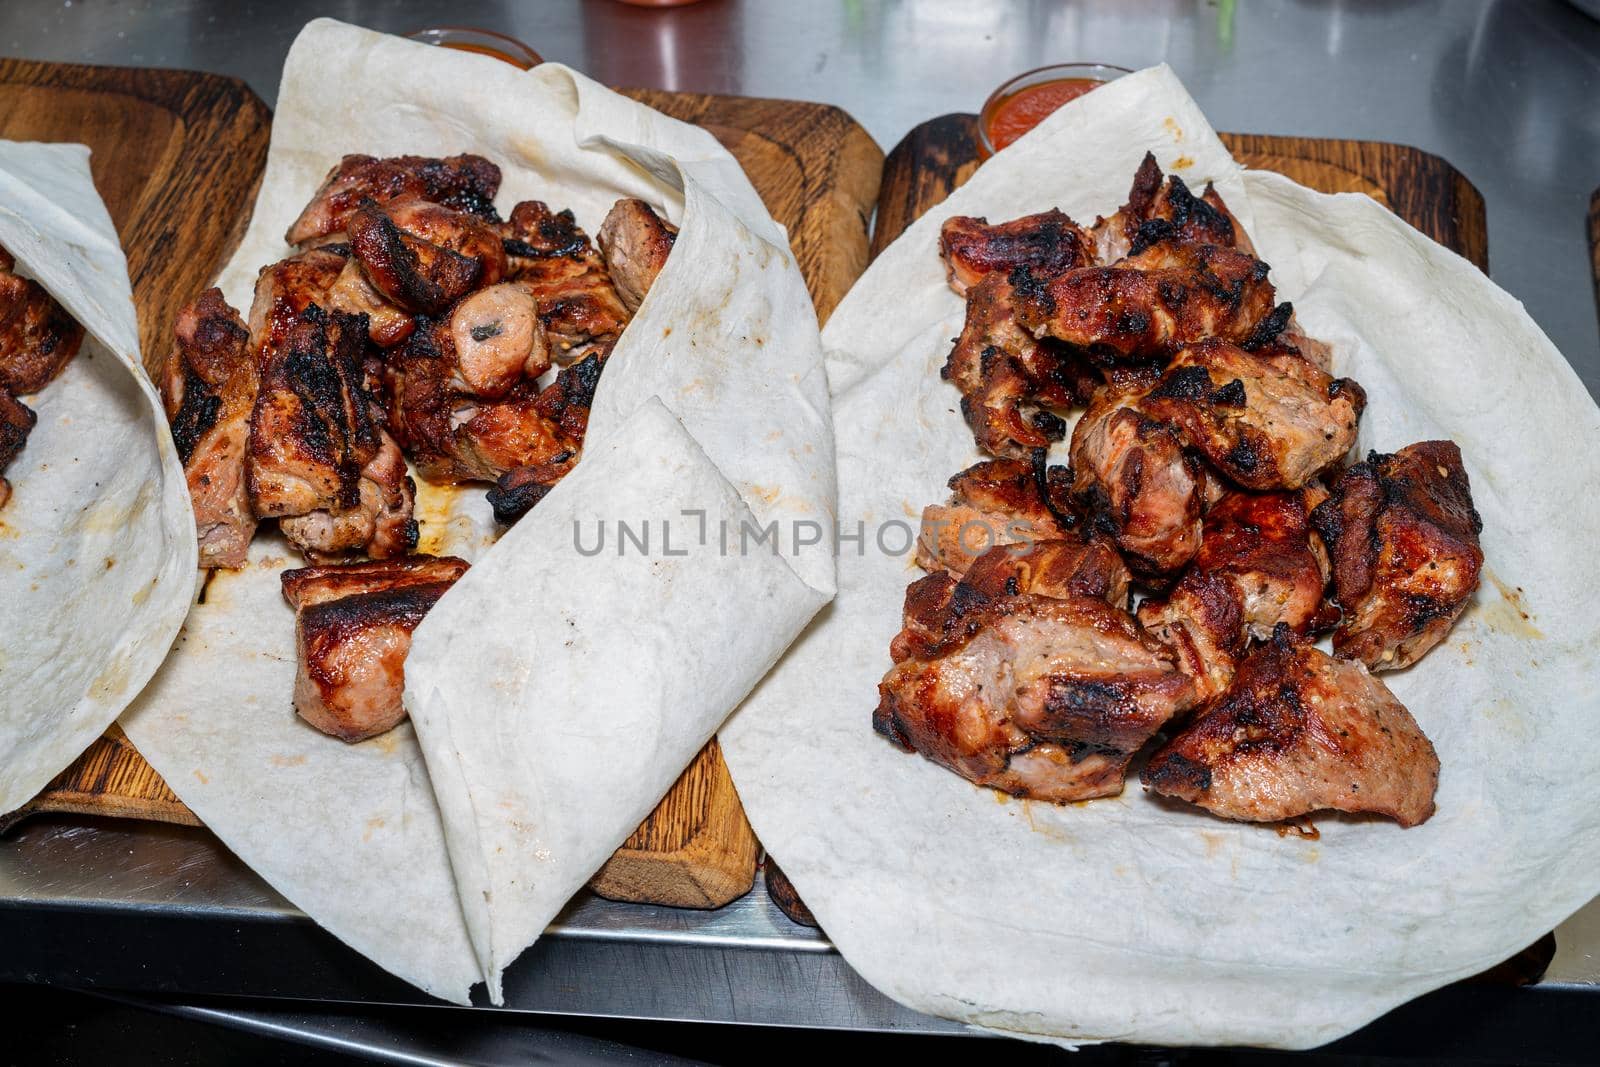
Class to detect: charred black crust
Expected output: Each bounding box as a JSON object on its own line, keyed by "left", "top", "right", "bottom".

{"left": 1241, "top": 301, "right": 1293, "bottom": 350}
{"left": 1128, "top": 217, "right": 1177, "bottom": 257}
{"left": 487, "top": 468, "right": 556, "bottom": 525}
{"left": 1144, "top": 751, "right": 1212, "bottom": 795}
{"left": 1209, "top": 377, "right": 1247, "bottom": 407}
{"left": 1148, "top": 363, "right": 1213, "bottom": 401}
{"left": 169, "top": 367, "right": 221, "bottom": 466}
{"left": 284, "top": 304, "right": 379, "bottom": 508}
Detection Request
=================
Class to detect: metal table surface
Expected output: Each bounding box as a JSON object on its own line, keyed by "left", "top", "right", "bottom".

{"left": 1, "top": 0, "right": 1599, "bottom": 1053}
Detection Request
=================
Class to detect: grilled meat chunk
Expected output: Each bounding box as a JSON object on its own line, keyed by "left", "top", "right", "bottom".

{"left": 1090, "top": 152, "right": 1253, "bottom": 262}
{"left": 1138, "top": 489, "right": 1334, "bottom": 700}
{"left": 1311, "top": 440, "right": 1483, "bottom": 671}
{"left": 1069, "top": 394, "right": 1206, "bottom": 576}
{"left": 1142, "top": 629, "right": 1439, "bottom": 827}
{"left": 0, "top": 250, "right": 85, "bottom": 395}
{"left": 597, "top": 198, "right": 678, "bottom": 313}
{"left": 445, "top": 282, "right": 550, "bottom": 399}
{"left": 325, "top": 255, "right": 415, "bottom": 348}
{"left": 1013, "top": 234, "right": 1281, "bottom": 364}
{"left": 162, "top": 289, "right": 259, "bottom": 567}
{"left": 962, "top": 537, "right": 1132, "bottom": 609}
{"left": 247, "top": 247, "right": 348, "bottom": 366}
{"left": 942, "top": 273, "right": 1090, "bottom": 458}
{"left": 1140, "top": 341, "right": 1365, "bottom": 490}
{"left": 348, "top": 197, "right": 504, "bottom": 316}
{"left": 939, "top": 209, "right": 1095, "bottom": 296}
{"left": 0, "top": 387, "right": 35, "bottom": 510}
{"left": 279, "top": 431, "right": 417, "bottom": 561}
{"left": 248, "top": 304, "right": 380, "bottom": 520}
{"left": 286, "top": 153, "right": 501, "bottom": 246}
{"left": 385, "top": 315, "right": 592, "bottom": 487}
{"left": 875, "top": 571, "right": 1197, "bottom": 802}
{"left": 281, "top": 555, "right": 469, "bottom": 742}
{"left": 499, "top": 200, "right": 630, "bottom": 361}
{"left": 916, "top": 457, "right": 1077, "bottom": 577}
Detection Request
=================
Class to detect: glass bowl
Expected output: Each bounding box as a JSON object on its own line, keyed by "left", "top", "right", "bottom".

{"left": 977, "top": 62, "right": 1132, "bottom": 158}
{"left": 406, "top": 27, "right": 543, "bottom": 69}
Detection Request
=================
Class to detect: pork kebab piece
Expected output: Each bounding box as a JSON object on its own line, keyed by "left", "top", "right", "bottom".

{"left": 1138, "top": 488, "right": 1335, "bottom": 701}
{"left": 874, "top": 540, "right": 1193, "bottom": 803}
{"left": 0, "top": 243, "right": 85, "bottom": 511}
{"left": 1312, "top": 440, "right": 1483, "bottom": 671}
{"left": 1142, "top": 627, "right": 1440, "bottom": 828}
{"left": 915, "top": 456, "right": 1080, "bottom": 577}
{"left": 281, "top": 555, "right": 469, "bottom": 742}
{"left": 1067, "top": 340, "right": 1363, "bottom": 579}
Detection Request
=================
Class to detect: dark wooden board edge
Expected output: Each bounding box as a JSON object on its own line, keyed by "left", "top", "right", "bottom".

{"left": 0, "top": 58, "right": 271, "bottom": 364}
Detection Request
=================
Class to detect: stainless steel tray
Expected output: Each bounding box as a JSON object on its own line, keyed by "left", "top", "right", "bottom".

{"left": 3, "top": 812, "right": 1597, "bottom": 1045}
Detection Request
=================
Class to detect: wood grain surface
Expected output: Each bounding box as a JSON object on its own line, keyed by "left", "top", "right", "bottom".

{"left": 765, "top": 111, "right": 1490, "bottom": 932}
{"left": 0, "top": 61, "right": 886, "bottom": 912}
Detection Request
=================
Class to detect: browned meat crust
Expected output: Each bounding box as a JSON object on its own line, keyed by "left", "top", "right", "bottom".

{"left": 1068, "top": 396, "right": 1207, "bottom": 577}
{"left": 1139, "top": 341, "right": 1365, "bottom": 490}
{"left": 874, "top": 553, "right": 1195, "bottom": 803}
{"left": 942, "top": 274, "right": 1089, "bottom": 458}
{"left": 1138, "top": 489, "right": 1335, "bottom": 700}
{"left": 1311, "top": 440, "right": 1483, "bottom": 671}
{"left": 499, "top": 200, "right": 630, "bottom": 361}
{"left": 248, "top": 304, "right": 380, "bottom": 519}
{"left": 939, "top": 209, "right": 1095, "bottom": 295}
{"left": 1142, "top": 629, "right": 1439, "bottom": 827}
{"left": 281, "top": 555, "right": 469, "bottom": 742}
{"left": 0, "top": 387, "right": 36, "bottom": 510}
{"left": 1090, "top": 152, "right": 1253, "bottom": 262}
{"left": 0, "top": 254, "right": 84, "bottom": 396}
{"left": 915, "top": 456, "right": 1078, "bottom": 577}
{"left": 286, "top": 153, "right": 502, "bottom": 246}
{"left": 598, "top": 198, "right": 678, "bottom": 313}
{"left": 348, "top": 198, "right": 501, "bottom": 316}
{"left": 1012, "top": 234, "right": 1282, "bottom": 364}
{"left": 163, "top": 289, "right": 259, "bottom": 567}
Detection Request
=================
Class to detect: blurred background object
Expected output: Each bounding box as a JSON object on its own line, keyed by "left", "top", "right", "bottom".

{"left": 406, "top": 26, "right": 542, "bottom": 67}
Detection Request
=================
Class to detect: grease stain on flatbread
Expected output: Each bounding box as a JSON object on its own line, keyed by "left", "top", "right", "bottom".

{"left": 1162, "top": 116, "right": 1183, "bottom": 141}
{"left": 270, "top": 753, "right": 307, "bottom": 768}
{"left": 1478, "top": 569, "right": 1544, "bottom": 640}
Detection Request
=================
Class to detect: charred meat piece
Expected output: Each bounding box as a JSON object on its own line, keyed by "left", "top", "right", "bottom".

{"left": 248, "top": 304, "right": 380, "bottom": 520}
{"left": 281, "top": 555, "right": 469, "bottom": 742}
{"left": 325, "top": 255, "right": 415, "bottom": 348}
{"left": 348, "top": 197, "right": 504, "bottom": 316}
{"left": 598, "top": 198, "right": 678, "bottom": 313}
{"left": 875, "top": 574, "right": 1196, "bottom": 803}
{"left": 1013, "top": 235, "right": 1280, "bottom": 364}
{"left": 280, "top": 431, "right": 418, "bottom": 561}
{"left": 0, "top": 387, "right": 35, "bottom": 510}
{"left": 1139, "top": 341, "right": 1365, "bottom": 490}
{"left": 961, "top": 536, "right": 1132, "bottom": 609}
{"left": 1138, "top": 489, "right": 1334, "bottom": 700}
{"left": 916, "top": 456, "right": 1077, "bottom": 576}
{"left": 247, "top": 247, "right": 348, "bottom": 367}
{"left": 942, "top": 274, "right": 1091, "bottom": 458}
{"left": 162, "top": 289, "right": 259, "bottom": 567}
{"left": 1311, "top": 440, "right": 1483, "bottom": 671}
{"left": 385, "top": 317, "right": 592, "bottom": 487}
{"left": 286, "top": 153, "right": 502, "bottom": 246}
{"left": 1142, "top": 629, "right": 1439, "bottom": 827}
{"left": 0, "top": 250, "right": 84, "bottom": 395}
{"left": 939, "top": 209, "right": 1095, "bottom": 296}
{"left": 499, "top": 200, "right": 630, "bottom": 360}
{"left": 1069, "top": 394, "right": 1207, "bottom": 576}
{"left": 1090, "top": 152, "right": 1253, "bottom": 262}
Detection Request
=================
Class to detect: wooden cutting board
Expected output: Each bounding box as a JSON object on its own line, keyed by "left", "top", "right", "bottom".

{"left": 0, "top": 58, "right": 885, "bottom": 912}
{"left": 765, "top": 112, "right": 1489, "bottom": 928}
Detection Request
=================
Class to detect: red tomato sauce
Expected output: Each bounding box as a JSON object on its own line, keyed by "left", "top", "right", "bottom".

{"left": 984, "top": 78, "right": 1105, "bottom": 152}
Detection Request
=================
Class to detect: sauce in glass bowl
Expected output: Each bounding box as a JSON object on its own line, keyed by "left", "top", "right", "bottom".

{"left": 978, "top": 63, "right": 1131, "bottom": 158}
